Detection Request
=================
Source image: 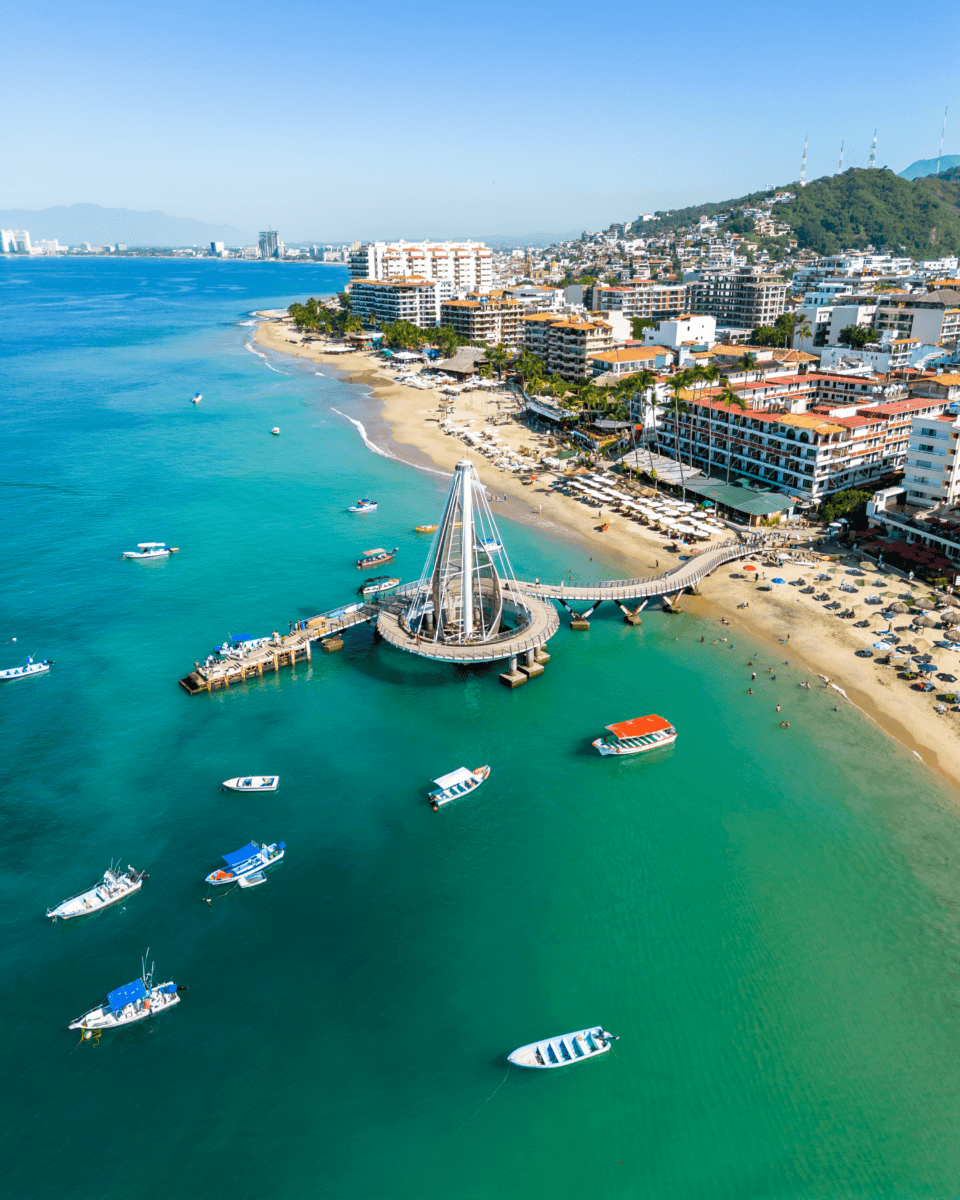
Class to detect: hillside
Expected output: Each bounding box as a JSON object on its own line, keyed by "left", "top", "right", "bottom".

{"left": 899, "top": 155, "right": 960, "bottom": 180}
{"left": 0, "top": 203, "right": 251, "bottom": 247}
{"left": 639, "top": 168, "right": 960, "bottom": 257}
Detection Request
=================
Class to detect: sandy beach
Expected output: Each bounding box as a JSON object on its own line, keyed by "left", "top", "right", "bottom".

{"left": 256, "top": 318, "right": 960, "bottom": 791}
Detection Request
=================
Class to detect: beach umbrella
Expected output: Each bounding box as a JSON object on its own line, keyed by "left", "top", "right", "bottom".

{"left": 889, "top": 601, "right": 909, "bottom": 613}
{"left": 744, "top": 565, "right": 757, "bottom": 572}
{"left": 919, "top": 662, "right": 938, "bottom": 673}
{"left": 771, "top": 577, "right": 786, "bottom": 584}
{"left": 914, "top": 614, "right": 939, "bottom": 628}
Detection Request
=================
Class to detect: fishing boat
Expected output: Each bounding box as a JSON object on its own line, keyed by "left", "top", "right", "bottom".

{"left": 428, "top": 765, "right": 490, "bottom": 811}
{"left": 592, "top": 714, "right": 676, "bottom": 757}
{"left": 221, "top": 776, "right": 279, "bottom": 792}
{"left": 123, "top": 542, "right": 177, "bottom": 560}
{"left": 358, "top": 575, "right": 400, "bottom": 596}
{"left": 348, "top": 498, "right": 377, "bottom": 513}
{"left": 271, "top": 427, "right": 280, "bottom": 435}
{"left": 507, "top": 1026, "right": 617, "bottom": 1069}
{"left": 414, "top": 524, "right": 438, "bottom": 533}
{"left": 357, "top": 547, "right": 398, "bottom": 569}
{"left": 192, "top": 392, "right": 202, "bottom": 404}
{"left": 0, "top": 656, "right": 52, "bottom": 680}
{"left": 479, "top": 537, "right": 502, "bottom": 553}
{"left": 47, "top": 864, "right": 147, "bottom": 921}
{"left": 68, "top": 956, "right": 183, "bottom": 1033}
{"left": 205, "top": 841, "right": 285, "bottom": 886}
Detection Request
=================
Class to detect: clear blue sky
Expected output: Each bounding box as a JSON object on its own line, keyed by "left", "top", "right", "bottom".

{"left": 1, "top": 0, "right": 956, "bottom": 241}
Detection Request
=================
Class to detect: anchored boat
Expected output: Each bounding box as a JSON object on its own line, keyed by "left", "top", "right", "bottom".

{"left": 358, "top": 575, "right": 400, "bottom": 597}
{"left": 192, "top": 392, "right": 202, "bottom": 404}
{"left": 271, "top": 427, "right": 280, "bottom": 435}
{"left": 47, "top": 864, "right": 147, "bottom": 921}
{"left": 508, "top": 1026, "right": 617, "bottom": 1069}
{"left": 205, "top": 841, "right": 285, "bottom": 887}
{"left": 123, "top": 542, "right": 177, "bottom": 560}
{"left": 428, "top": 765, "right": 490, "bottom": 811}
{"left": 357, "top": 547, "right": 398, "bottom": 569}
{"left": 0, "top": 656, "right": 52, "bottom": 680}
{"left": 348, "top": 498, "right": 378, "bottom": 513}
{"left": 592, "top": 714, "right": 676, "bottom": 757}
{"left": 221, "top": 776, "right": 279, "bottom": 792}
{"left": 69, "top": 957, "right": 183, "bottom": 1033}
{"left": 414, "top": 524, "right": 438, "bottom": 533}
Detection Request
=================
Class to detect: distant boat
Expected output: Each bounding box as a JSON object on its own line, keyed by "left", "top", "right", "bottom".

{"left": 357, "top": 546, "right": 397, "bottom": 569}
{"left": 507, "top": 1026, "right": 617, "bottom": 1069}
{"left": 68, "top": 957, "right": 182, "bottom": 1033}
{"left": 592, "top": 714, "right": 676, "bottom": 757}
{"left": 192, "top": 393, "right": 202, "bottom": 404}
{"left": 358, "top": 575, "right": 400, "bottom": 596}
{"left": 221, "top": 776, "right": 279, "bottom": 792}
{"left": 348, "top": 498, "right": 378, "bottom": 513}
{"left": 205, "top": 841, "right": 285, "bottom": 888}
{"left": 428, "top": 765, "right": 490, "bottom": 811}
{"left": 123, "top": 543, "right": 177, "bottom": 560}
{"left": 47, "top": 864, "right": 146, "bottom": 921}
{"left": 414, "top": 524, "right": 438, "bottom": 533}
{"left": 0, "top": 656, "right": 52, "bottom": 680}
{"left": 479, "top": 537, "right": 502, "bottom": 553}
{"left": 271, "top": 427, "right": 280, "bottom": 436}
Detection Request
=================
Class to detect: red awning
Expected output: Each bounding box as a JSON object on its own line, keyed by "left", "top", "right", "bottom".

{"left": 606, "top": 714, "right": 673, "bottom": 738}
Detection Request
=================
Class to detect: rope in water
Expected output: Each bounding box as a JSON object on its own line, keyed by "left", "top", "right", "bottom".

{"left": 442, "top": 1067, "right": 510, "bottom": 1147}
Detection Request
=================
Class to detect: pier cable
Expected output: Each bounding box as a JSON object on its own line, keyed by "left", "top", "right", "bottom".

{"left": 442, "top": 1067, "right": 511, "bottom": 1147}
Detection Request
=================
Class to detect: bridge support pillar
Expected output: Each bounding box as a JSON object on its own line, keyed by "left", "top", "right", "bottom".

{"left": 616, "top": 602, "right": 644, "bottom": 626}
{"left": 520, "top": 647, "right": 544, "bottom": 679}
{"left": 534, "top": 647, "right": 550, "bottom": 665}
{"left": 322, "top": 636, "right": 345, "bottom": 653}
{"left": 661, "top": 593, "right": 682, "bottom": 614}
{"left": 499, "top": 654, "right": 527, "bottom": 688}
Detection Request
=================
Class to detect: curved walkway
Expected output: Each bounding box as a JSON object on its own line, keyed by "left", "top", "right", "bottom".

{"left": 376, "top": 596, "right": 559, "bottom": 664}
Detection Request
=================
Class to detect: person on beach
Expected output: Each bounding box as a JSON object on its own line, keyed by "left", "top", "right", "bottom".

{"left": 748, "top": 688, "right": 754, "bottom": 694}
{"left": 776, "top": 704, "right": 781, "bottom": 712}
{"left": 751, "top": 672, "right": 756, "bottom": 680}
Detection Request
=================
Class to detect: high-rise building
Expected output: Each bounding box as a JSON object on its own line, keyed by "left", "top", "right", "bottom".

{"left": 211, "top": 241, "right": 225, "bottom": 254}
{"left": 349, "top": 241, "right": 493, "bottom": 293}
{"left": 258, "top": 230, "right": 279, "bottom": 259}
{"left": 1, "top": 229, "right": 31, "bottom": 254}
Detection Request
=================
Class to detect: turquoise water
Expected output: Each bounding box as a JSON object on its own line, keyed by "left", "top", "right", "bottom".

{"left": 4, "top": 259, "right": 960, "bottom": 1198}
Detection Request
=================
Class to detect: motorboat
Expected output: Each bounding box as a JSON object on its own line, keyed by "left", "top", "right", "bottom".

{"left": 123, "top": 542, "right": 177, "bottom": 559}
{"left": 68, "top": 957, "right": 182, "bottom": 1033}
{"left": 348, "top": 499, "right": 378, "bottom": 513}
{"left": 205, "top": 841, "right": 285, "bottom": 885}
{"left": 592, "top": 714, "right": 676, "bottom": 757}
{"left": 214, "top": 634, "right": 271, "bottom": 658}
{"left": 47, "top": 864, "right": 147, "bottom": 921}
{"left": 428, "top": 765, "right": 490, "bottom": 811}
{"left": 0, "top": 656, "right": 52, "bottom": 680}
{"left": 271, "top": 427, "right": 280, "bottom": 435}
{"left": 221, "top": 776, "right": 279, "bottom": 792}
{"left": 479, "top": 537, "right": 502, "bottom": 553}
{"left": 414, "top": 524, "right": 438, "bottom": 533}
{"left": 358, "top": 575, "right": 400, "bottom": 596}
{"left": 357, "top": 547, "right": 398, "bottom": 569}
{"left": 508, "top": 1027, "right": 617, "bottom": 1069}
{"left": 192, "top": 392, "right": 202, "bottom": 404}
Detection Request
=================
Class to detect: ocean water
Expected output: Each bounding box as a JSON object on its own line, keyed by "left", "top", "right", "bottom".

{"left": 4, "top": 258, "right": 960, "bottom": 1199}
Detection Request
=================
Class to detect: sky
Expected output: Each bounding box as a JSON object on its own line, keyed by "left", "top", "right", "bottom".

{"left": 2, "top": 0, "right": 958, "bottom": 243}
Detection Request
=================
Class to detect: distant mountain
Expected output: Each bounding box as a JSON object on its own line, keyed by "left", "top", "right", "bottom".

{"left": 899, "top": 156, "right": 960, "bottom": 181}
{"left": 638, "top": 168, "right": 960, "bottom": 257}
{"left": 0, "top": 203, "right": 252, "bottom": 247}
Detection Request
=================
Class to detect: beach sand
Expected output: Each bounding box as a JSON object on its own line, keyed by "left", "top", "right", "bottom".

{"left": 256, "top": 319, "right": 960, "bottom": 792}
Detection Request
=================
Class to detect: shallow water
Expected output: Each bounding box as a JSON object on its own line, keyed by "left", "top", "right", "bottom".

{"left": 3, "top": 258, "right": 960, "bottom": 1199}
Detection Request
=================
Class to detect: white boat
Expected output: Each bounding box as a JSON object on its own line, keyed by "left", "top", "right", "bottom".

{"left": 221, "top": 775, "right": 279, "bottom": 792}
{"left": 192, "top": 392, "right": 202, "bottom": 404}
{"left": 479, "top": 537, "right": 502, "bottom": 553}
{"left": 271, "top": 427, "right": 280, "bottom": 435}
{"left": 205, "top": 841, "right": 285, "bottom": 885}
{"left": 358, "top": 575, "right": 400, "bottom": 596}
{"left": 348, "top": 498, "right": 378, "bottom": 513}
{"left": 592, "top": 714, "right": 676, "bottom": 757}
{"left": 428, "top": 765, "right": 490, "bottom": 810}
{"left": 123, "top": 542, "right": 177, "bottom": 560}
{"left": 0, "top": 656, "right": 52, "bottom": 680}
{"left": 47, "top": 864, "right": 147, "bottom": 921}
{"left": 68, "top": 958, "right": 182, "bottom": 1033}
{"left": 508, "top": 1026, "right": 617, "bottom": 1069}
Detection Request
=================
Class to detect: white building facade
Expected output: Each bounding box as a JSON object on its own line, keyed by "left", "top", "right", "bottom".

{"left": 903, "top": 412, "right": 960, "bottom": 507}
{"left": 349, "top": 241, "right": 493, "bottom": 293}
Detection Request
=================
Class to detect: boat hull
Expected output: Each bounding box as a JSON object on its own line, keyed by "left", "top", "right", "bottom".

{"left": 0, "top": 662, "right": 50, "bottom": 679}
{"left": 429, "top": 765, "right": 490, "bottom": 810}
{"left": 221, "top": 776, "right": 279, "bottom": 792}
{"left": 205, "top": 845, "right": 285, "bottom": 885}
{"left": 69, "top": 985, "right": 180, "bottom": 1032}
{"left": 592, "top": 732, "right": 677, "bottom": 756}
{"left": 47, "top": 869, "right": 144, "bottom": 920}
{"left": 508, "top": 1027, "right": 614, "bottom": 1069}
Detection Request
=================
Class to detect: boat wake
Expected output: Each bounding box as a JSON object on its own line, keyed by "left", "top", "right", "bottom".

{"left": 329, "top": 408, "right": 451, "bottom": 479}
{"left": 244, "top": 340, "right": 288, "bottom": 374}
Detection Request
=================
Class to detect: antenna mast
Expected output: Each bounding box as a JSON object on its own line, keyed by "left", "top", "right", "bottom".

{"left": 838, "top": 141, "right": 844, "bottom": 172}
{"left": 800, "top": 135, "right": 808, "bottom": 187}
{"left": 868, "top": 130, "right": 877, "bottom": 169}
{"left": 937, "top": 107, "right": 948, "bottom": 176}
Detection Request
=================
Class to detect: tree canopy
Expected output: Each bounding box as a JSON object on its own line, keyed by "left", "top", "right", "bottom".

{"left": 838, "top": 323, "right": 878, "bottom": 349}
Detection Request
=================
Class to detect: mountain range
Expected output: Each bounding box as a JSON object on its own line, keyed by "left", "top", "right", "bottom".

{"left": 0, "top": 204, "right": 252, "bottom": 247}
{"left": 899, "top": 156, "right": 960, "bottom": 181}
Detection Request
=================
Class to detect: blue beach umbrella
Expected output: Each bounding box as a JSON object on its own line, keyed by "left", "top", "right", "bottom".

{"left": 771, "top": 577, "right": 786, "bottom": 585}
{"left": 918, "top": 662, "right": 938, "bottom": 672}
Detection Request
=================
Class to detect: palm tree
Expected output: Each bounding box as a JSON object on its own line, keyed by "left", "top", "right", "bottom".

{"left": 699, "top": 363, "right": 721, "bottom": 477}
{"left": 668, "top": 370, "right": 691, "bottom": 500}
{"left": 791, "top": 314, "right": 812, "bottom": 350}
{"left": 487, "top": 344, "right": 509, "bottom": 379}
{"left": 740, "top": 351, "right": 758, "bottom": 382}
{"left": 718, "top": 384, "right": 747, "bottom": 483}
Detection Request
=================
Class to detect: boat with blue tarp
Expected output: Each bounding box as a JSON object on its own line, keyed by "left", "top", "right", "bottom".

{"left": 205, "top": 841, "right": 285, "bottom": 887}
{"left": 68, "top": 957, "right": 182, "bottom": 1032}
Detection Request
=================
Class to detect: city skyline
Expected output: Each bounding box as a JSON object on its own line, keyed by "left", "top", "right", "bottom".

{"left": 1, "top": 0, "right": 957, "bottom": 240}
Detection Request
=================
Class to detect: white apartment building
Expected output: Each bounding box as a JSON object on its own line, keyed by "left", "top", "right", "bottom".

{"left": 874, "top": 289, "right": 960, "bottom": 346}
{"left": 349, "top": 241, "right": 493, "bottom": 292}
{"left": 903, "top": 412, "right": 960, "bottom": 507}
{"left": 1, "top": 229, "right": 31, "bottom": 253}
{"left": 349, "top": 276, "right": 453, "bottom": 328}
{"left": 643, "top": 314, "right": 716, "bottom": 350}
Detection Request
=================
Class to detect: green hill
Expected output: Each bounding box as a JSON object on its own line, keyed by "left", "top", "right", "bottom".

{"left": 640, "top": 168, "right": 960, "bottom": 258}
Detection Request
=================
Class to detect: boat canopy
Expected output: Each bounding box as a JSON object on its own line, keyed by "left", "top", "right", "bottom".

{"left": 433, "top": 767, "right": 474, "bottom": 790}
{"left": 137, "top": 542, "right": 167, "bottom": 549}
{"left": 222, "top": 843, "right": 260, "bottom": 868}
{"left": 362, "top": 548, "right": 388, "bottom": 556}
{"left": 605, "top": 714, "right": 673, "bottom": 739}
{"left": 107, "top": 979, "right": 147, "bottom": 1010}
{"left": 230, "top": 634, "right": 254, "bottom": 645}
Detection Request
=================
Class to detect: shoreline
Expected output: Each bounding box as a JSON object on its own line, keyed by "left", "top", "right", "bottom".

{"left": 254, "top": 319, "right": 960, "bottom": 794}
